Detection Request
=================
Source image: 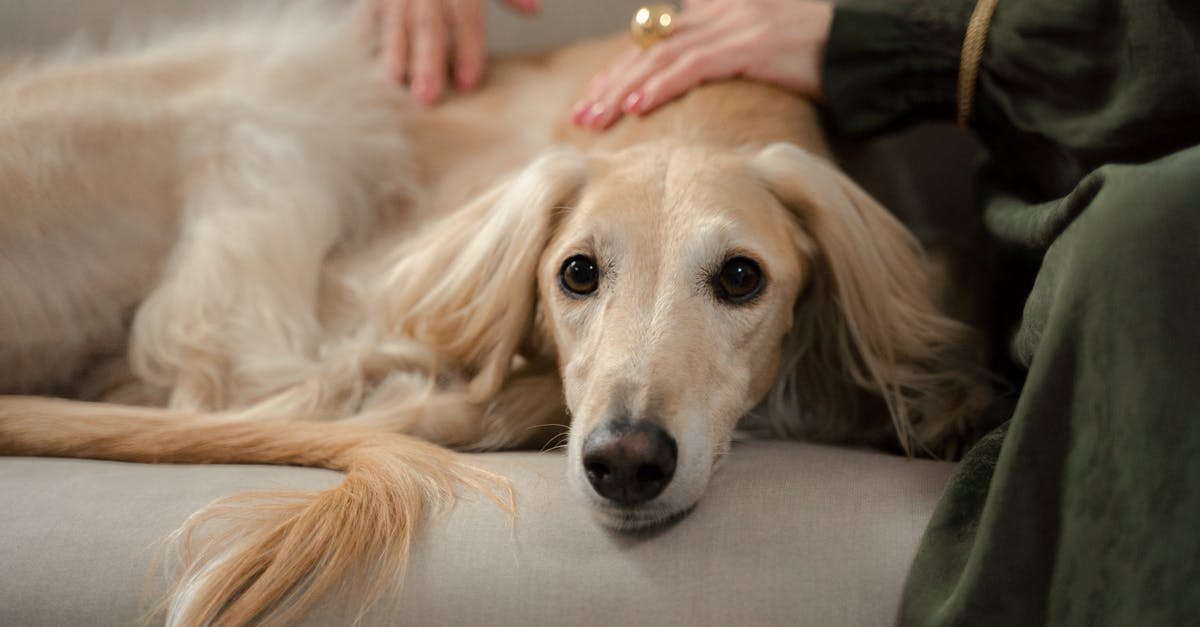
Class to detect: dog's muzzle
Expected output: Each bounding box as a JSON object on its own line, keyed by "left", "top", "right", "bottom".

{"left": 582, "top": 419, "right": 677, "bottom": 506}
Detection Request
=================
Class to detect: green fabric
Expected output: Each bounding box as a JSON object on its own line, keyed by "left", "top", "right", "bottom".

{"left": 823, "top": 0, "right": 1200, "bottom": 624}
{"left": 827, "top": 1, "right": 1200, "bottom": 199}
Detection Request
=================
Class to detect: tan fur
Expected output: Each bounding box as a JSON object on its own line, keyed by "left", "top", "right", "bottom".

{"left": 0, "top": 2, "right": 990, "bottom": 623}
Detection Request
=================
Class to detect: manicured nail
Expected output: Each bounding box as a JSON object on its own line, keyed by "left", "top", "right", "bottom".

{"left": 584, "top": 102, "right": 607, "bottom": 127}
{"left": 456, "top": 67, "right": 479, "bottom": 91}
{"left": 570, "top": 101, "right": 591, "bottom": 124}
{"left": 622, "top": 91, "right": 643, "bottom": 114}
{"left": 413, "top": 77, "right": 434, "bottom": 104}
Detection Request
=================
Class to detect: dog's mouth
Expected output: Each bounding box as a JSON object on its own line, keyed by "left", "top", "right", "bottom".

{"left": 591, "top": 501, "right": 696, "bottom": 532}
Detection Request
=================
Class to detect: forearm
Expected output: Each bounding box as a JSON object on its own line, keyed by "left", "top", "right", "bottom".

{"left": 822, "top": 0, "right": 1200, "bottom": 200}
{"left": 821, "top": 0, "right": 973, "bottom": 138}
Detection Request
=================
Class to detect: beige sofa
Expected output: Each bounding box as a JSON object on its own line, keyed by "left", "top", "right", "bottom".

{"left": 0, "top": 1, "right": 969, "bottom": 624}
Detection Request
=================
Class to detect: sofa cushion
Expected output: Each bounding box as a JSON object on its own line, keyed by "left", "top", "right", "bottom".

{"left": 0, "top": 441, "right": 951, "bottom": 626}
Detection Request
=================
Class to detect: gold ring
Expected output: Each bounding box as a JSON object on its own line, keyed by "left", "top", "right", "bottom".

{"left": 630, "top": 5, "right": 677, "bottom": 49}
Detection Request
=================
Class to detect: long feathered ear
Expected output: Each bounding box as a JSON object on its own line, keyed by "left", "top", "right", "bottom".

{"left": 374, "top": 148, "right": 587, "bottom": 402}
{"left": 750, "top": 142, "right": 989, "bottom": 456}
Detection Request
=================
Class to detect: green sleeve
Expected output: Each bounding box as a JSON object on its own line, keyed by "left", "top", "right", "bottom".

{"left": 822, "top": 0, "right": 973, "bottom": 137}
{"left": 823, "top": 0, "right": 1200, "bottom": 199}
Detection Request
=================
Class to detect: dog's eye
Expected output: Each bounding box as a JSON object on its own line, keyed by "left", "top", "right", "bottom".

{"left": 714, "top": 257, "right": 764, "bottom": 304}
{"left": 560, "top": 255, "right": 599, "bottom": 296}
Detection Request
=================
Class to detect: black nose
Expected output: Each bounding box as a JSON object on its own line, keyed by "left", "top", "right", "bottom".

{"left": 582, "top": 420, "right": 677, "bottom": 506}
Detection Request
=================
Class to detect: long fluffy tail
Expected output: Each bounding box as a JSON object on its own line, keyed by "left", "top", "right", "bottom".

{"left": 0, "top": 396, "right": 510, "bottom": 626}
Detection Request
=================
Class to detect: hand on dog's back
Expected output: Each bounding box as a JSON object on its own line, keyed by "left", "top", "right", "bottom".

{"left": 363, "top": 0, "right": 541, "bottom": 104}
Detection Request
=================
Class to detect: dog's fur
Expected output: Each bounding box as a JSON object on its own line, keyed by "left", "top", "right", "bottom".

{"left": 0, "top": 2, "right": 990, "bottom": 624}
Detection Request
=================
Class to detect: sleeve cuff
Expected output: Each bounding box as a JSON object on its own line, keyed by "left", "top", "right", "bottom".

{"left": 822, "top": 2, "right": 973, "bottom": 138}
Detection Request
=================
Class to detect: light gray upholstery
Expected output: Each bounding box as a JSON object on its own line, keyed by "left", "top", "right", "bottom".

{"left": 0, "top": 1, "right": 965, "bottom": 624}
{"left": 0, "top": 442, "right": 952, "bottom": 626}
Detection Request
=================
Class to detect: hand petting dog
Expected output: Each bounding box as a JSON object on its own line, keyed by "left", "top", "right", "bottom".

{"left": 368, "top": 0, "right": 540, "bottom": 104}
{"left": 572, "top": 0, "right": 833, "bottom": 130}
{"left": 366, "top": 0, "right": 832, "bottom": 117}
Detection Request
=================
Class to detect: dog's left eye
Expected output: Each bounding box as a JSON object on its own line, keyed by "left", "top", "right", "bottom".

{"left": 560, "top": 255, "right": 599, "bottom": 296}
{"left": 714, "top": 257, "right": 764, "bottom": 304}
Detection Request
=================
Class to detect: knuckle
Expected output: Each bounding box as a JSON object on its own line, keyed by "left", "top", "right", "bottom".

{"left": 459, "top": 13, "right": 482, "bottom": 31}
{"left": 413, "top": 16, "right": 442, "bottom": 33}
{"left": 678, "top": 51, "right": 708, "bottom": 72}
{"left": 647, "top": 45, "right": 680, "bottom": 66}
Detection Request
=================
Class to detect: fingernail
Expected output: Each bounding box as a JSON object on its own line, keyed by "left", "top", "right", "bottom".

{"left": 570, "top": 101, "right": 591, "bottom": 124}
{"left": 456, "top": 68, "right": 479, "bottom": 91}
{"left": 622, "top": 91, "right": 643, "bottom": 114}
{"left": 585, "top": 102, "right": 608, "bottom": 128}
{"left": 413, "top": 77, "right": 433, "bottom": 104}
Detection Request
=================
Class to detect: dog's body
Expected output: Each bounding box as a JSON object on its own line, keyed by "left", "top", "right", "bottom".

{"left": 0, "top": 3, "right": 989, "bottom": 624}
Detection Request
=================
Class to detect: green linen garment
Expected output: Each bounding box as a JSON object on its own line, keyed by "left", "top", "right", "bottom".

{"left": 823, "top": 0, "right": 1200, "bottom": 624}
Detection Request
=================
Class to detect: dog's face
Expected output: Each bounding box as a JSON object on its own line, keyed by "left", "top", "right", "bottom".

{"left": 385, "top": 140, "right": 985, "bottom": 531}
{"left": 537, "top": 145, "right": 814, "bottom": 529}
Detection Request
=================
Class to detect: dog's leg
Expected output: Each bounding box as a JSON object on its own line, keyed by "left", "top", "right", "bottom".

{"left": 345, "top": 359, "right": 570, "bottom": 450}
{"left": 128, "top": 105, "right": 410, "bottom": 413}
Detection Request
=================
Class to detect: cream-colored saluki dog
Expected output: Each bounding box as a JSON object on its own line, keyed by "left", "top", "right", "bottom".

{"left": 0, "top": 2, "right": 989, "bottom": 624}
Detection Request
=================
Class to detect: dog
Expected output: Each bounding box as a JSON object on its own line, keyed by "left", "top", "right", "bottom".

{"left": 0, "top": 2, "right": 990, "bottom": 624}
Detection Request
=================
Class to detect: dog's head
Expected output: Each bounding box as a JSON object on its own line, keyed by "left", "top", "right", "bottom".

{"left": 380, "top": 140, "right": 987, "bottom": 530}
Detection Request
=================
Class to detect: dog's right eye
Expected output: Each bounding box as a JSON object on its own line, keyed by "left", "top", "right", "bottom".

{"left": 714, "top": 256, "right": 765, "bottom": 304}
{"left": 560, "top": 255, "right": 600, "bottom": 296}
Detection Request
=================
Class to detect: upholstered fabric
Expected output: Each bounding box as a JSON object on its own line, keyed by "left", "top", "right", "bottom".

{"left": 0, "top": 442, "right": 953, "bottom": 626}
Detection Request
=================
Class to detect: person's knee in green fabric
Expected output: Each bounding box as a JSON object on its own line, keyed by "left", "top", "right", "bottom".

{"left": 1064, "top": 149, "right": 1200, "bottom": 288}
{"left": 1006, "top": 146, "right": 1200, "bottom": 625}
{"left": 1014, "top": 147, "right": 1200, "bottom": 363}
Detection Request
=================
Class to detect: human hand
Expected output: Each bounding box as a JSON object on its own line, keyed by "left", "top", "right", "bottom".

{"left": 367, "top": 0, "right": 541, "bottom": 105}
{"left": 570, "top": 0, "right": 834, "bottom": 130}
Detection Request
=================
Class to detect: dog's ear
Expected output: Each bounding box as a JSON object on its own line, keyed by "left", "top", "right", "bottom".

{"left": 375, "top": 148, "right": 587, "bottom": 402}
{"left": 749, "top": 142, "right": 989, "bottom": 455}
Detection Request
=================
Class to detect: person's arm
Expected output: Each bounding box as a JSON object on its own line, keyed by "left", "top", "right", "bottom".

{"left": 829, "top": 0, "right": 1200, "bottom": 196}
{"left": 821, "top": 0, "right": 973, "bottom": 138}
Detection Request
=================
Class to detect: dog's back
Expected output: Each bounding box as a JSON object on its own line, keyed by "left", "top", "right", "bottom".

{"left": 0, "top": 2, "right": 415, "bottom": 400}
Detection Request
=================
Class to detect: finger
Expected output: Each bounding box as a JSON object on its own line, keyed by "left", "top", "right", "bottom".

{"left": 569, "top": 46, "right": 640, "bottom": 124}
{"left": 583, "top": 47, "right": 639, "bottom": 101}
{"left": 569, "top": 3, "right": 721, "bottom": 127}
{"left": 381, "top": 0, "right": 409, "bottom": 84}
{"left": 584, "top": 24, "right": 721, "bottom": 129}
{"left": 573, "top": 4, "right": 710, "bottom": 106}
{"left": 410, "top": 0, "right": 448, "bottom": 104}
{"left": 635, "top": 37, "right": 747, "bottom": 114}
{"left": 449, "top": 0, "right": 485, "bottom": 90}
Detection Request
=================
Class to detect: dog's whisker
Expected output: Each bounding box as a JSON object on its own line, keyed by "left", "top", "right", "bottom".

{"left": 523, "top": 422, "right": 568, "bottom": 432}
{"left": 539, "top": 431, "right": 572, "bottom": 453}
